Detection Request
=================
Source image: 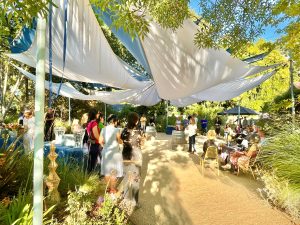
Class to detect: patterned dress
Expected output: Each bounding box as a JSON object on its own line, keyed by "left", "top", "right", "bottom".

{"left": 120, "top": 129, "right": 143, "bottom": 214}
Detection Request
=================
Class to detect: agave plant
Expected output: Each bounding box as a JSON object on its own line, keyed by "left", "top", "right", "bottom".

{"left": 0, "top": 135, "right": 25, "bottom": 197}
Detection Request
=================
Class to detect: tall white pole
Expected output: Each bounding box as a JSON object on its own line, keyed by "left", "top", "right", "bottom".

{"left": 104, "top": 103, "right": 107, "bottom": 125}
{"left": 68, "top": 97, "right": 71, "bottom": 126}
{"left": 33, "top": 15, "right": 46, "bottom": 225}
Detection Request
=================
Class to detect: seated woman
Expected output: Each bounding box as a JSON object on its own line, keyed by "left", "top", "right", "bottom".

{"left": 202, "top": 130, "right": 217, "bottom": 158}
{"left": 229, "top": 135, "right": 260, "bottom": 173}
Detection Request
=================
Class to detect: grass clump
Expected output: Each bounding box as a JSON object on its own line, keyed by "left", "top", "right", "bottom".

{"left": 258, "top": 131, "right": 300, "bottom": 219}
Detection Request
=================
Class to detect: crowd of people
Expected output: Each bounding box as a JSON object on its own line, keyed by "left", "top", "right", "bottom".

{"left": 172, "top": 113, "right": 263, "bottom": 175}
{"left": 81, "top": 110, "right": 144, "bottom": 211}
{"left": 5, "top": 108, "right": 264, "bottom": 210}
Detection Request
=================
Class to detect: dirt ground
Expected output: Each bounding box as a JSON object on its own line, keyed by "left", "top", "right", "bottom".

{"left": 129, "top": 133, "right": 296, "bottom": 225}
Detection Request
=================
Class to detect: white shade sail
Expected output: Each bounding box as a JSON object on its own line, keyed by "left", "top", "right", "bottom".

{"left": 170, "top": 70, "right": 276, "bottom": 107}
{"left": 7, "top": 0, "right": 147, "bottom": 90}
{"left": 8, "top": 0, "right": 277, "bottom": 106}
{"left": 142, "top": 19, "right": 272, "bottom": 100}
{"left": 14, "top": 65, "right": 161, "bottom": 106}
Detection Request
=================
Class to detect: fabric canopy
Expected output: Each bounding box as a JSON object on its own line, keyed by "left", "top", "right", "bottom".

{"left": 218, "top": 106, "right": 259, "bottom": 115}
{"left": 170, "top": 70, "right": 276, "bottom": 107}
{"left": 14, "top": 65, "right": 161, "bottom": 106}
{"left": 141, "top": 19, "right": 273, "bottom": 100}
{"left": 8, "top": 0, "right": 277, "bottom": 106}
{"left": 7, "top": 0, "right": 147, "bottom": 90}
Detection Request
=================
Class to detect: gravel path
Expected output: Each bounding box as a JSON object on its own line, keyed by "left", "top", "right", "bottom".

{"left": 129, "top": 133, "right": 294, "bottom": 225}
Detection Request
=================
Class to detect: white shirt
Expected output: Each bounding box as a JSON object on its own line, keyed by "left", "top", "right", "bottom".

{"left": 187, "top": 124, "right": 197, "bottom": 137}
{"left": 23, "top": 116, "right": 35, "bottom": 136}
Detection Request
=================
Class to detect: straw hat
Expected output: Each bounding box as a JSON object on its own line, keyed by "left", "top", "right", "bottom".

{"left": 250, "top": 135, "right": 260, "bottom": 143}
{"left": 207, "top": 130, "right": 216, "bottom": 140}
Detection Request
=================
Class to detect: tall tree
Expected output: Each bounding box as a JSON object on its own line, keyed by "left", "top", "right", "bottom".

{"left": 92, "top": 0, "right": 300, "bottom": 66}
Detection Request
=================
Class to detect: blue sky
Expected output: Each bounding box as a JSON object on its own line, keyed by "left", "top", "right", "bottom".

{"left": 189, "top": 1, "right": 286, "bottom": 41}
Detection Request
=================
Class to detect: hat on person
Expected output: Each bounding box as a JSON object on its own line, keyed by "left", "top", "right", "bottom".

{"left": 207, "top": 130, "right": 216, "bottom": 140}
{"left": 250, "top": 135, "right": 260, "bottom": 143}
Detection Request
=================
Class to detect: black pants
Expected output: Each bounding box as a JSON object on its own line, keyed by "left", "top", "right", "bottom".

{"left": 88, "top": 143, "right": 101, "bottom": 173}
{"left": 189, "top": 135, "right": 196, "bottom": 152}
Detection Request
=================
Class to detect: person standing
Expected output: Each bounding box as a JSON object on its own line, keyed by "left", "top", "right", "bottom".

{"left": 120, "top": 112, "right": 143, "bottom": 211}
{"left": 23, "top": 109, "right": 35, "bottom": 153}
{"left": 44, "top": 108, "right": 55, "bottom": 141}
{"left": 100, "top": 114, "right": 123, "bottom": 193}
{"left": 186, "top": 117, "right": 197, "bottom": 153}
{"left": 175, "top": 116, "right": 182, "bottom": 131}
{"left": 86, "top": 109, "right": 102, "bottom": 173}
{"left": 140, "top": 114, "right": 147, "bottom": 132}
{"left": 17, "top": 112, "right": 24, "bottom": 126}
{"left": 215, "top": 116, "right": 222, "bottom": 137}
{"left": 193, "top": 113, "right": 198, "bottom": 126}
{"left": 242, "top": 117, "right": 248, "bottom": 130}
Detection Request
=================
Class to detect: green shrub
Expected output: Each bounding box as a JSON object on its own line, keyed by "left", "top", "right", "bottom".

{"left": 63, "top": 185, "right": 128, "bottom": 224}
{"left": 0, "top": 189, "right": 54, "bottom": 225}
{"left": 258, "top": 131, "right": 300, "bottom": 219}
{"left": 258, "top": 172, "right": 300, "bottom": 220}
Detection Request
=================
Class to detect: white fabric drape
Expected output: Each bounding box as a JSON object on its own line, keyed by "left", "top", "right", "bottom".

{"left": 7, "top": 0, "right": 147, "bottom": 90}
{"left": 142, "top": 19, "right": 272, "bottom": 100}
{"left": 14, "top": 65, "right": 161, "bottom": 106}
{"left": 170, "top": 70, "right": 276, "bottom": 107}
{"left": 7, "top": 0, "right": 277, "bottom": 106}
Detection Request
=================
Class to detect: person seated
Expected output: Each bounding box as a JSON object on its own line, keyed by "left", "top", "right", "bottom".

{"left": 227, "top": 135, "right": 260, "bottom": 173}
{"left": 202, "top": 130, "right": 217, "bottom": 158}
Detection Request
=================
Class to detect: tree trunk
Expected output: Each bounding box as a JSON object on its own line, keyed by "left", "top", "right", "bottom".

{"left": 1, "top": 61, "right": 9, "bottom": 120}
{"left": 25, "top": 77, "right": 29, "bottom": 102}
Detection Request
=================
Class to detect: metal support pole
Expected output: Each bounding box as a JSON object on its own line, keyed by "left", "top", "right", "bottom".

{"left": 237, "top": 100, "right": 241, "bottom": 127}
{"left": 289, "top": 58, "right": 295, "bottom": 121}
{"left": 104, "top": 103, "right": 107, "bottom": 125}
{"left": 166, "top": 100, "right": 168, "bottom": 128}
{"left": 33, "top": 15, "right": 46, "bottom": 225}
{"left": 68, "top": 97, "right": 71, "bottom": 126}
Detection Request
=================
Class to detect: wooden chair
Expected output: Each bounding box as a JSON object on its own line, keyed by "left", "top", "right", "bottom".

{"left": 200, "top": 146, "right": 219, "bottom": 176}
{"left": 237, "top": 149, "right": 261, "bottom": 179}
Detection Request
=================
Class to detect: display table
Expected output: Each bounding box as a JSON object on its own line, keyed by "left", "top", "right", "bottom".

{"left": 0, "top": 131, "right": 23, "bottom": 150}
{"left": 44, "top": 143, "right": 87, "bottom": 165}
{"left": 145, "top": 126, "right": 157, "bottom": 140}
{"left": 171, "top": 130, "right": 187, "bottom": 150}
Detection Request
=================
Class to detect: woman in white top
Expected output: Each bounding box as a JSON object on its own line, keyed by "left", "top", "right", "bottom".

{"left": 186, "top": 117, "right": 197, "bottom": 153}
{"left": 23, "top": 109, "right": 35, "bottom": 153}
{"left": 99, "top": 114, "right": 123, "bottom": 193}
